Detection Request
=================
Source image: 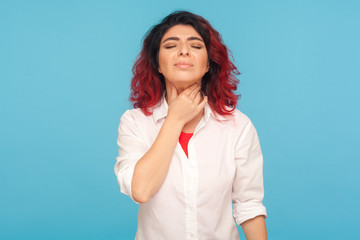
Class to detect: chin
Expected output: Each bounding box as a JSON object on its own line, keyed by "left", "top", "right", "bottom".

{"left": 172, "top": 76, "right": 202, "bottom": 85}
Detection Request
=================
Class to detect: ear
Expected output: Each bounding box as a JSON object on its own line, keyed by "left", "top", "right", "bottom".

{"left": 158, "top": 67, "right": 162, "bottom": 74}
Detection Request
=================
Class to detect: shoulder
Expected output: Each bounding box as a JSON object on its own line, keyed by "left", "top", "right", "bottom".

{"left": 119, "top": 108, "right": 151, "bottom": 130}
{"left": 121, "top": 108, "right": 146, "bottom": 121}
{"left": 232, "top": 109, "right": 252, "bottom": 124}
{"left": 225, "top": 108, "right": 254, "bottom": 129}
{"left": 230, "top": 110, "right": 261, "bottom": 150}
{"left": 221, "top": 109, "right": 259, "bottom": 140}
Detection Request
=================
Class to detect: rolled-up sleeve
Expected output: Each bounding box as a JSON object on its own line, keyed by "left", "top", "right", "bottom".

{"left": 114, "top": 110, "right": 148, "bottom": 204}
{"left": 232, "top": 121, "right": 267, "bottom": 225}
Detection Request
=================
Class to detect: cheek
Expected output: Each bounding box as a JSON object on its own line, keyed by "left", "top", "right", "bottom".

{"left": 158, "top": 52, "right": 171, "bottom": 72}
{"left": 200, "top": 54, "right": 209, "bottom": 70}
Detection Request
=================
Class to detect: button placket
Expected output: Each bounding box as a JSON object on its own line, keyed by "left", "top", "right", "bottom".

{"left": 179, "top": 135, "right": 199, "bottom": 240}
{"left": 182, "top": 117, "right": 207, "bottom": 240}
{"left": 187, "top": 137, "right": 199, "bottom": 240}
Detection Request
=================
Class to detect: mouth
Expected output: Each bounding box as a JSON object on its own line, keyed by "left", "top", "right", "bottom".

{"left": 174, "top": 62, "right": 193, "bottom": 69}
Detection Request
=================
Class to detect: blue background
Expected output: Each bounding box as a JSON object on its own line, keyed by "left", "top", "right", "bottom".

{"left": 1, "top": 0, "right": 359, "bottom": 239}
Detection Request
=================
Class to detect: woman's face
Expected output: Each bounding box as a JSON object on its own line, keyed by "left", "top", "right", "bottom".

{"left": 158, "top": 24, "right": 209, "bottom": 92}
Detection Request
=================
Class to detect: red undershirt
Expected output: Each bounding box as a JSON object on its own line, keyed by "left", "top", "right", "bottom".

{"left": 179, "top": 132, "right": 193, "bottom": 158}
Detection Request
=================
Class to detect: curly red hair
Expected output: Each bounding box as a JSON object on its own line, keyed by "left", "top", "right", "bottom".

{"left": 130, "top": 11, "right": 240, "bottom": 116}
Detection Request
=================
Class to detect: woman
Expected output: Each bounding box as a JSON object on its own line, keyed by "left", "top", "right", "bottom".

{"left": 115, "top": 11, "right": 268, "bottom": 240}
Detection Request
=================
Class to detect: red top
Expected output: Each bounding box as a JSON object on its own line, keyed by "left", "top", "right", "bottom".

{"left": 179, "top": 132, "right": 194, "bottom": 158}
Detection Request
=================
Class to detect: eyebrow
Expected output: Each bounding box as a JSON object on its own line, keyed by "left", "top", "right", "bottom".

{"left": 162, "top": 36, "right": 204, "bottom": 44}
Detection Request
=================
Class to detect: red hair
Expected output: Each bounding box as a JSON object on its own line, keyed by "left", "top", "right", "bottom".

{"left": 130, "top": 11, "right": 240, "bottom": 116}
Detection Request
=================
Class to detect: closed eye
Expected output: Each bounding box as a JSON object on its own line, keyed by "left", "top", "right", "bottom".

{"left": 164, "top": 45, "right": 203, "bottom": 49}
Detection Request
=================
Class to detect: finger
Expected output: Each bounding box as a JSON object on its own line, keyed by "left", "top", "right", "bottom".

{"left": 196, "top": 96, "right": 208, "bottom": 111}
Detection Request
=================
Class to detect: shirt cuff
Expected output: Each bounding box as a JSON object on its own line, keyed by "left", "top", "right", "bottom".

{"left": 233, "top": 200, "right": 267, "bottom": 225}
{"left": 117, "top": 164, "right": 140, "bottom": 204}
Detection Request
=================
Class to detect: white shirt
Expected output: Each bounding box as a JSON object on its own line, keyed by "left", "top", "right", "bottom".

{"left": 114, "top": 96, "right": 267, "bottom": 240}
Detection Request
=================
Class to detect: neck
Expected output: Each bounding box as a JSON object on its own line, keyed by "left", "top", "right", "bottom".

{"left": 165, "top": 80, "right": 201, "bottom": 95}
{"left": 165, "top": 85, "right": 204, "bottom": 104}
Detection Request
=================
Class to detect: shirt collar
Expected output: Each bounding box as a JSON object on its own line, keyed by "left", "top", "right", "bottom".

{"left": 152, "top": 94, "right": 168, "bottom": 123}
{"left": 204, "top": 102, "right": 231, "bottom": 122}
{"left": 152, "top": 94, "right": 231, "bottom": 124}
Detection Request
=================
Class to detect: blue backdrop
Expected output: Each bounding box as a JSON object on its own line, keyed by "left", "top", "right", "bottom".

{"left": 1, "top": 0, "right": 359, "bottom": 239}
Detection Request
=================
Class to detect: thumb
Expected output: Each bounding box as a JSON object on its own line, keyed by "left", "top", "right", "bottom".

{"left": 197, "top": 96, "right": 208, "bottom": 112}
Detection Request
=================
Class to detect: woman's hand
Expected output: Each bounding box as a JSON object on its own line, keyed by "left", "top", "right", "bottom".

{"left": 166, "top": 83, "right": 208, "bottom": 126}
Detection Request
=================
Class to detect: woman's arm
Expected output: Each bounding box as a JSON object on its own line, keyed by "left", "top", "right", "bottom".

{"left": 231, "top": 118, "right": 268, "bottom": 234}
{"left": 241, "top": 215, "right": 268, "bottom": 240}
{"left": 131, "top": 83, "right": 207, "bottom": 203}
{"left": 131, "top": 115, "right": 182, "bottom": 203}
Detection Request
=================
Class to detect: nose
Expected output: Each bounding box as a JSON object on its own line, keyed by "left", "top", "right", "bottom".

{"left": 178, "top": 44, "right": 190, "bottom": 56}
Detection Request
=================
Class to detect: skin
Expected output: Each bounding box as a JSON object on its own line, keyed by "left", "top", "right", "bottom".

{"left": 158, "top": 24, "right": 209, "bottom": 132}
{"left": 131, "top": 24, "right": 267, "bottom": 239}
{"left": 158, "top": 24, "right": 209, "bottom": 94}
{"left": 241, "top": 215, "right": 268, "bottom": 240}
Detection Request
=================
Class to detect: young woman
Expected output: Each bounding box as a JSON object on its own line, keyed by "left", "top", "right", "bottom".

{"left": 115, "top": 11, "right": 268, "bottom": 240}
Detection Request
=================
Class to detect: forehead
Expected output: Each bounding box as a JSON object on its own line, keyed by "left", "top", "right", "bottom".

{"left": 161, "top": 25, "right": 202, "bottom": 40}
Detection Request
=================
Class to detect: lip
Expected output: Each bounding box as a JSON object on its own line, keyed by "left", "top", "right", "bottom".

{"left": 174, "top": 61, "right": 193, "bottom": 69}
